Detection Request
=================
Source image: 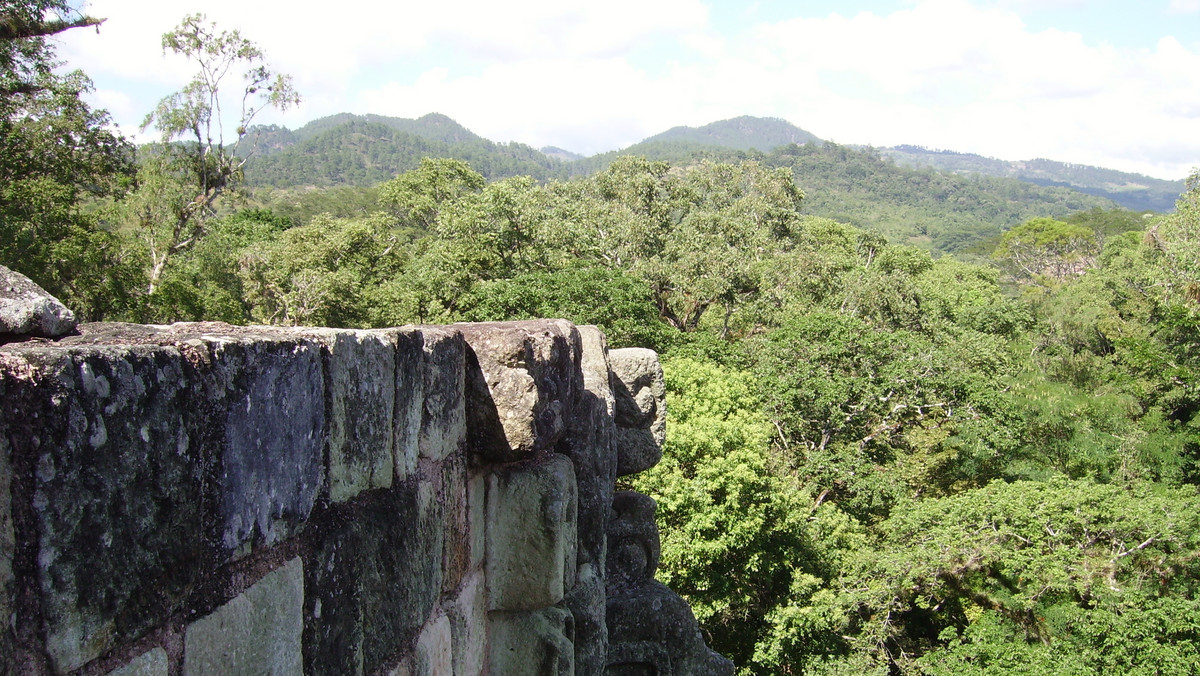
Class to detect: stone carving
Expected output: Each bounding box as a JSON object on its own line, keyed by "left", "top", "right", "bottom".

{"left": 608, "top": 348, "right": 666, "bottom": 477}
{"left": 604, "top": 351, "right": 734, "bottom": 676}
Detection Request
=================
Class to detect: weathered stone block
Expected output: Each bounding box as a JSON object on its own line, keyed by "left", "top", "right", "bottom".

{"left": 447, "top": 572, "right": 487, "bottom": 676}
{"left": 184, "top": 557, "right": 304, "bottom": 676}
{"left": 175, "top": 327, "right": 325, "bottom": 557}
{"left": 0, "top": 264, "right": 76, "bottom": 339}
{"left": 606, "top": 491, "right": 660, "bottom": 592}
{"left": 418, "top": 327, "right": 466, "bottom": 462}
{"left": 440, "top": 453, "right": 472, "bottom": 593}
{"left": 564, "top": 562, "right": 607, "bottom": 676}
{"left": 489, "top": 606, "right": 574, "bottom": 676}
{"left": 304, "top": 477, "right": 444, "bottom": 675}
{"left": 385, "top": 328, "right": 425, "bottom": 480}
{"left": 563, "top": 326, "right": 617, "bottom": 569}
{"left": 0, "top": 397, "right": 13, "bottom": 674}
{"left": 413, "top": 611, "right": 453, "bottom": 676}
{"left": 299, "top": 328, "right": 395, "bottom": 502}
{"left": 106, "top": 647, "right": 168, "bottom": 676}
{"left": 609, "top": 348, "right": 666, "bottom": 477}
{"left": 606, "top": 581, "right": 734, "bottom": 676}
{"left": 486, "top": 453, "right": 578, "bottom": 611}
{"left": 1, "top": 345, "right": 207, "bottom": 673}
{"left": 459, "top": 320, "right": 581, "bottom": 463}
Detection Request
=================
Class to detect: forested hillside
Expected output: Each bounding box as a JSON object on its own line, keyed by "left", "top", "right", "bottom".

{"left": 882, "top": 145, "right": 1185, "bottom": 212}
{"left": 240, "top": 114, "right": 1121, "bottom": 256}
{"left": 6, "top": 8, "right": 1200, "bottom": 674}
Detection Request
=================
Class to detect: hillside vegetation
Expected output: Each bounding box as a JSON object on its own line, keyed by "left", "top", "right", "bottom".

{"left": 242, "top": 113, "right": 1123, "bottom": 255}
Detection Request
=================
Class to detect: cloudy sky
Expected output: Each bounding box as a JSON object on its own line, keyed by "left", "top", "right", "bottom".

{"left": 56, "top": 0, "right": 1199, "bottom": 180}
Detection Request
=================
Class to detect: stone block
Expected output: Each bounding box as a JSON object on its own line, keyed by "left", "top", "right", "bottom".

{"left": 0, "top": 264, "right": 76, "bottom": 338}
{"left": 458, "top": 320, "right": 581, "bottom": 463}
{"left": 300, "top": 328, "right": 395, "bottom": 502}
{"left": 564, "top": 562, "right": 607, "bottom": 676}
{"left": 414, "top": 611, "right": 454, "bottom": 676}
{"left": 184, "top": 557, "right": 304, "bottom": 676}
{"left": 175, "top": 327, "right": 325, "bottom": 557}
{"left": 606, "top": 581, "right": 734, "bottom": 676}
{"left": 304, "top": 477, "right": 444, "bottom": 675}
{"left": 563, "top": 326, "right": 617, "bottom": 569}
{"left": 488, "top": 606, "right": 574, "bottom": 676}
{"left": 609, "top": 348, "right": 666, "bottom": 477}
{"left": 0, "top": 399, "right": 12, "bottom": 674}
{"left": 605, "top": 491, "right": 660, "bottom": 592}
{"left": 1, "top": 345, "right": 207, "bottom": 673}
{"left": 447, "top": 572, "right": 487, "bottom": 676}
{"left": 440, "top": 454, "right": 472, "bottom": 593}
{"left": 418, "top": 327, "right": 466, "bottom": 462}
{"left": 467, "top": 469, "right": 488, "bottom": 572}
{"left": 106, "top": 647, "right": 169, "bottom": 676}
{"left": 385, "top": 328, "right": 425, "bottom": 480}
{"left": 486, "top": 453, "right": 578, "bottom": 611}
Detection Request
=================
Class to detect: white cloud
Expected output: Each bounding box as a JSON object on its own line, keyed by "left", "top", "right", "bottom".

{"left": 1168, "top": 0, "right": 1200, "bottom": 14}
{"left": 52, "top": 0, "right": 1200, "bottom": 180}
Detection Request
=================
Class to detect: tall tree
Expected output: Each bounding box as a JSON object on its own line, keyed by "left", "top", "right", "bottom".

{"left": 136, "top": 13, "right": 299, "bottom": 295}
{"left": 0, "top": 0, "right": 138, "bottom": 318}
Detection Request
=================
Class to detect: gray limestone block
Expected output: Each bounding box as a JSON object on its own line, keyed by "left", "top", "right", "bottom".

{"left": 488, "top": 605, "right": 574, "bottom": 676}
{"left": 486, "top": 453, "right": 578, "bottom": 612}
{"left": 296, "top": 328, "right": 395, "bottom": 502}
{"left": 304, "top": 476, "right": 445, "bottom": 675}
{"left": 608, "top": 348, "right": 666, "bottom": 477}
{"left": 184, "top": 558, "right": 304, "bottom": 676}
{"left": 564, "top": 562, "right": 608, "bottom": 676}
{"left": 563, "top": 325, "right": 617, "bottom": 570}
{"left": 417, "top": 327, "right": 466, "bottom": 462}
{"left": 457, "top": 320, "right": 582, "bottom": 463}
{"left": 439, "top": 454, "right": 472, "bottom": 594}
{"left": 173, "top": 326, "right": 325, "bottom": 558}
{"left": 606, "top": 580, "right": 734, "bottom": 676}
{"left": 446, "top": 572, "right": 487, "bottom": 676}
{"left": 382, "top": 328, "right": 424, "bottom": 480}
{"left": 1, "top": 344, "right": 208, "bottom": 673}
{"left": 106, "top": 647, "right": 169, "bottom": 676}
{"left": 407, "top": 611, "right": 453, "bottom": 676}
{"left": 605, "top": 491, "right": 660, "bottom": 592}
{"left": 0, "top": 264, "right": 76, "bottom": 339}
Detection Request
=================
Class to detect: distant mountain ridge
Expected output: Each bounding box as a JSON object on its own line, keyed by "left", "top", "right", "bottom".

{"left": 238, "top": 112, "right": 1168, "bottom": 254}
{"left": 640, "top": 115, "right": 822, "bottom": 152}
{"left": 879, "top": 145, "right": 1183, "bottom": 213}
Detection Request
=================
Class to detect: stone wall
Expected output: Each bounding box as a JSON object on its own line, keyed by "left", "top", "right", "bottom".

{"left": 0, "top": 313, "right": 732, "bottom": 674}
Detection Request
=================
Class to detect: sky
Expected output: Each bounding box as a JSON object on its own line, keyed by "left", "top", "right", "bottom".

{"left": 55, "top": 0, "right": 1200, "bottom": 180}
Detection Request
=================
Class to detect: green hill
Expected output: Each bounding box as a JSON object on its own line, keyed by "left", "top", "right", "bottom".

{"left": 243, "top": 113, "right": 558, "bottom": 187}
{"left": 641, "top": 115, "right": 822, "bottom": 151}
{"left": 239, "top": 113, "right": 1125, "bottom": 254}
{"left": 880, "top": 145, "right": 1183, "bottom": 212}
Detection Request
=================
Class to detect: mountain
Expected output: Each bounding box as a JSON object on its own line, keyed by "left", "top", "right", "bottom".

{"left": 237, "top": 112, "right": 1145, "bottom": 255}
{"left": 879, "top": 145, "right": 1183, "bottom": 212}
{"left": 243, "top": 113, "right": 559, "bottom": 187}
{"left": 638, "top": 115, "right": 822, "bottom": 152}
{"left": 541, "top": 146, "right": 585, "bottom": 162}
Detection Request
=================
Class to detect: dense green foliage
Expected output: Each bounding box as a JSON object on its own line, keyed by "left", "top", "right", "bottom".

{"left": 0, "top": 0, "right": 139, "bottom": 318}
{"left": 883, "top": 145, "right": 1185, "bottom": 213}
{"left": 6, "top": 16, "right": 1200, "bottom": 673}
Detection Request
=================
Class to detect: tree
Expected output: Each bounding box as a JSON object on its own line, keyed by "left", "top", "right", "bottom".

{"left": 993, "top": 217, "right": 1099, "bottom": 283}
{"left": 0, "top": 1, "right": 103, "bottom": 98}
{"left": 0, "top": 0, "right": 138, "bottom": 318}
{"left": 136, "top": 13, "right": 299, "bottom": 295}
